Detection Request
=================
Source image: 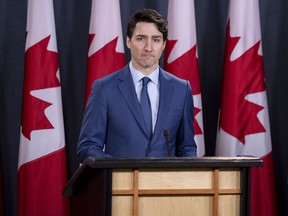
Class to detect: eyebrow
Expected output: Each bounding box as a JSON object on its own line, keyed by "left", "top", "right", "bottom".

{"left": 135, "top": 34, "right": 162, "bottom": 39}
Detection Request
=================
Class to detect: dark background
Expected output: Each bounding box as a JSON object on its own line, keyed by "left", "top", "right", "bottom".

{"left": 1, "top": 0, "right": 287, "bottom": 215}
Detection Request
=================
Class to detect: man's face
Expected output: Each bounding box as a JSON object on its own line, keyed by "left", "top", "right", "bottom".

{"left": 126, "top": 22, "right": 166, "bottom": 74}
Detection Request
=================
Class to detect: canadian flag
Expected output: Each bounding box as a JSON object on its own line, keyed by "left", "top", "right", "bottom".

{"left": 85, "top": 0, "right": 126, "bottom": 105}
{"left": 18, "top": 0, "right": 70, "bottom": 215}
{"left": 164, "top": 0, "right": 205, "bottom": 156}
{"left": 216, "top": 0, "right": 277, "bottom": 215}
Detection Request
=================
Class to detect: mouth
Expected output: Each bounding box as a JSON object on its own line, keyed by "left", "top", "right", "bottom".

{"left": 142, "top": 54, "right": 154, "bottom": 58}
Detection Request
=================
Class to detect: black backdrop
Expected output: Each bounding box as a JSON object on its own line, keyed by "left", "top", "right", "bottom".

{"left": 1, "top": 0, "right": 288, "bottom": 215}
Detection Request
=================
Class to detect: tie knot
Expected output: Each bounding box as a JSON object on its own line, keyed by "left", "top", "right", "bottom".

{"left": 142, "top": 77, "right": 150, "bottom": 87}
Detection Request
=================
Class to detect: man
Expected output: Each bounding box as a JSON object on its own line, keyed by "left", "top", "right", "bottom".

{"left": 77, "top": 8, "right": 197, "bottom": 163}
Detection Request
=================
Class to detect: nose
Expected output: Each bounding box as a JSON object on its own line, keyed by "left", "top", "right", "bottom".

{"left": 144, "top": 39, "right": 152, "bottom": 51}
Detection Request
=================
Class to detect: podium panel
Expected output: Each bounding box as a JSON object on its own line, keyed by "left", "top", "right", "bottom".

{"left": 63, "top": 157, "right": 262, "bottom": 216}
{"left": 111, "top": 168, "right": 240, "bottom": 216}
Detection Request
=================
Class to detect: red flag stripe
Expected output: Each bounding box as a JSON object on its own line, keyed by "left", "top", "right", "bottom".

{"left": 18, "top": 149, "right": 69, "bottom": 216}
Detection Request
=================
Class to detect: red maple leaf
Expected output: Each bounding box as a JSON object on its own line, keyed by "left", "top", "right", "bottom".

{"left": 164, "top": 40, "right": 200, "bottom": 94}
{"left": 164, "top": 40, "right": 202, "bottom": 135}
{"left": 85, "top": 35, "right": 126, "bottom": 104}
{"left": 193, "top": 106, "right": 202, "bottom": 135}
{"left": 22, "top": 36, "right": 60, "bottom": 140}
{"left": 220, "top": 22, "right": 266, "bottom": 144}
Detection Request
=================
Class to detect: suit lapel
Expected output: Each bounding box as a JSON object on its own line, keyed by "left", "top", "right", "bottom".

{"left": 117, "top": 66, "right": 149, "bottom": 137}
{"left": 151, "top": 69, "right": 174, "bottom": 144}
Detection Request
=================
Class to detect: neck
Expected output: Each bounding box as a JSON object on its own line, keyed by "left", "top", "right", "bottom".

{"left": 131, "top": 61, "right": 158, "bottom": 76}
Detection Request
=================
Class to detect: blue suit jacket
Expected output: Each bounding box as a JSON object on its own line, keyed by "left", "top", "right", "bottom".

{"left": 77, "top": 65, "right": 197, "bottom": 163}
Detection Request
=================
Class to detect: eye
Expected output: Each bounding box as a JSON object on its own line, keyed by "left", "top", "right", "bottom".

{"left": 153, "top": 37, "right": 162, "bottom": 43}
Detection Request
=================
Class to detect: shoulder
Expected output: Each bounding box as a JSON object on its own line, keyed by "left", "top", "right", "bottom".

{"left": 92, "top": 65, "right": 129, "bottom": 88}
{"left": 160, "top": 68, "right": 189, "bottom": 86}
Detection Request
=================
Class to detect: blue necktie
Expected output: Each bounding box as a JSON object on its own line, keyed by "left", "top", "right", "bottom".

{"left": 140, "top": 77, "right": 152, "bottom": 138}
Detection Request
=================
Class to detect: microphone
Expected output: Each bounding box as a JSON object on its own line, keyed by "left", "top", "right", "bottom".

{"left": 163, "top": 129, "right": 171, "bottom": 157}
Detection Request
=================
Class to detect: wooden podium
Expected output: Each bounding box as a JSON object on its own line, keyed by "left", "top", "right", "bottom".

{"left": 63, "top": 157, "right": 262, "bottom": 216}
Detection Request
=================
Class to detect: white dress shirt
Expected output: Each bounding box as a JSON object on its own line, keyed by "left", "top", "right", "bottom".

{"left": 129, "top": 62, "right": 160, "bottom": 132}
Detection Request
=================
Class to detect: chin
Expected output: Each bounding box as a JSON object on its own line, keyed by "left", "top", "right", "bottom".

{"left": 142, "top": 61, "right": 155, "bottom": 68}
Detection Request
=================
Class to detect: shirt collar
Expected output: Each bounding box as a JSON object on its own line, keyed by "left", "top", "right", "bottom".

{"left": 129, "top": 61, "right": 159, "bottom": 86}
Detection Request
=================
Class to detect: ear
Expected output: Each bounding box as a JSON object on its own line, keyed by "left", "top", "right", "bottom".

{"left": 126, "top": 36, "right": 131, "bottom": 49}
{"left": 162, "top": 40, "right": 167, "bottom": 51}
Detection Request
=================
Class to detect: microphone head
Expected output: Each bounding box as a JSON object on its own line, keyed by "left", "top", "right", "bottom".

{"left": 163, "top": 128, "right": 169, "bottom": 138}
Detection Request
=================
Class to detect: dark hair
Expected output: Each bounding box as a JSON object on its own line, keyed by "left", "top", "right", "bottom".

{"left": 126, "top": 8, "right": 168, "bottom": 41}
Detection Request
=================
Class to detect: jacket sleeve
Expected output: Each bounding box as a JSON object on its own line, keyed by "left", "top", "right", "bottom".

{"left": 175, "top": 81, "right": 197, "bottom": 157}
{"left": 77, "top": 80, "right": 112, "bottom": 163}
